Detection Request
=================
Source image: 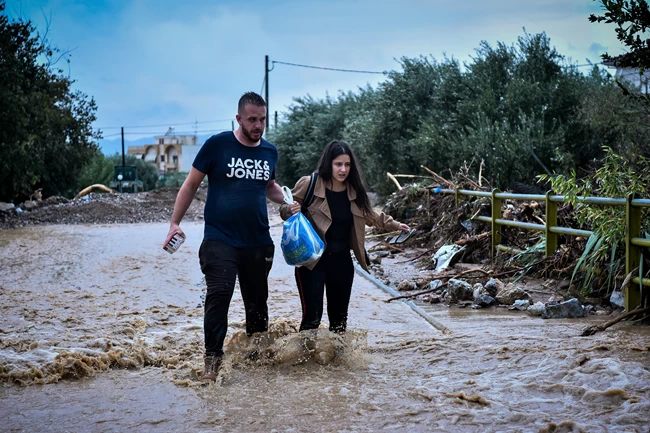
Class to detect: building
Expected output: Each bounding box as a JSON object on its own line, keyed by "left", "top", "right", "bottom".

{"left": 128, "top": 127, "right": 201, "bottom": 174}
{"left": 603, "top": 55, "right": 649, "bottom": 94}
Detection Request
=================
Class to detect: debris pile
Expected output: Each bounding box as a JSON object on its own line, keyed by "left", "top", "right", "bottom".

{"left": 366, "top": 165, "right": 627, "bottom": 312}
{"left": 0, "top": 185, "right": 208, "bottom": 230}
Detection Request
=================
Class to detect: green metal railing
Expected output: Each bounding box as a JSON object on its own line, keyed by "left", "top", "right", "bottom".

{"left": 434, "top": 188, "right": 649, "bottom": 312}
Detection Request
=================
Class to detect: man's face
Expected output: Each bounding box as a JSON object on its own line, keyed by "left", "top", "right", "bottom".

{"left": 237, "top": 104, "right": 266, "bottom": 143}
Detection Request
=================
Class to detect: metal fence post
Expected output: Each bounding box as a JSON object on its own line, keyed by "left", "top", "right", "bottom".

{"left": 626, "top": 193, "right": 642, "bottom": 310}
{"left": 491, "top": 189, "right": 502, "bottom": 258}
{"left": 545, "top": 191, "right": 558, "bottom": 257}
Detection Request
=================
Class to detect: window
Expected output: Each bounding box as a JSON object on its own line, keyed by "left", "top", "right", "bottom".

{"left": 173, "top": 155, "right": 178, "bottom": 164}
{"left": 158, "top": 139, "right": 164, "bottom": 144}
{"left": 160, "top": 155, "right": 165, "bottom": 162}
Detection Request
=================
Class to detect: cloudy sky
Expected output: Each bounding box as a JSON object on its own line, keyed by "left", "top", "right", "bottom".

{"left": 9, "top": 0, "right": 624, "bottom": 146}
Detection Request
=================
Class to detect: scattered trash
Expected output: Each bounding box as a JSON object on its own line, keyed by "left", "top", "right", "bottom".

{"left": 460, "top": 220, "right": 473, "bottom": 231}
{"left": 432, "top": 244, "right": 465, "bottom": 272}
{"left": 389, "top": 229, "right": 416, "bottom": 244}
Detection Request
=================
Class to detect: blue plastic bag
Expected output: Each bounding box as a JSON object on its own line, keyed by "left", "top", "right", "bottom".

{"left": 280, "top": 187, "right": 325, "bottom": 267}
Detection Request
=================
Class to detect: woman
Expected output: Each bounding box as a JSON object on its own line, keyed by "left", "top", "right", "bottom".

{"left": 280, "top": 140, "right": 409, "bottom": 333}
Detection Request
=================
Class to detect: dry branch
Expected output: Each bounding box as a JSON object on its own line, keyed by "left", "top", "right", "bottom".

{"left": 420, "top": 165, "right": 455, "bottom": 188}
{"left": 386, "top": 172, "right": 402, "bottom": 190}
{"left": 581, "top": 307, "right": 650, "bottom": 336}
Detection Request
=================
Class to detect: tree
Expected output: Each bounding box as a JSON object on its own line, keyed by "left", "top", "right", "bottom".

{"left": 589, "top": 0, "right": 650, "bottom": 71}
{"left": 270, "top": 30, "right": 648, "bottom": 193}
{"left": 0, "top": 1, "right": 100, "bottom": 202}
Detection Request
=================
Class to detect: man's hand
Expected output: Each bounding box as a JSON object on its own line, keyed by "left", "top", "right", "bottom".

{"left": 398, "top": 223, "right": 409, "bottom": 231}
{"left": 163, "top": 224, "right": 186, "bottom": 249}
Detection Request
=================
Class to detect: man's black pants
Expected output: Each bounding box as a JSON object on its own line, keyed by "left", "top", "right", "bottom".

{"left": 295, "top": 250, "right": 355, "bottom": 333}
{"left": 199, "top": 240, "right": 274, "bottom": 357}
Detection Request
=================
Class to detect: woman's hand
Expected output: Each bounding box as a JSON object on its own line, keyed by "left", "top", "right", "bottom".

{"left": 398, "top": 223, "right": 409, "bottom": 231}
{"left": 289, "top": 201, "right": 301, "bottom": 215}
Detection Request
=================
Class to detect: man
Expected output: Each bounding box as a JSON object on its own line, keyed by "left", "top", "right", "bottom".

{"left": 162, "top": 92, "right": 285, "bottom": 381}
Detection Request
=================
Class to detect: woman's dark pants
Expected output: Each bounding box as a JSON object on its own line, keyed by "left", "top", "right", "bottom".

{"left": 295, "top": 250, "right": 354, "bottom": 333}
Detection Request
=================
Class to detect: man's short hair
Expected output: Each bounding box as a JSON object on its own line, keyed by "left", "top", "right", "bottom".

{"left": 238, "top": 92, "right": 267, "bottom": 114}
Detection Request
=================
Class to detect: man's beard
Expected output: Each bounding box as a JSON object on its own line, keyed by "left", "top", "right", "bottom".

{"left": 241, "top": 124, "right": 263, "bottom": 143}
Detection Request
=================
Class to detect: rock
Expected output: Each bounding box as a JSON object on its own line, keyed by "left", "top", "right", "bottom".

{"left": 582, "top": 297, "right": 602, "bottom": 306}
{"left": 541, "top": 298, "right": 585, "bottom": 319}
{"left": 45, "top": 196, "right": 70, "bottom": 205}
{"left": 20, "top": 200, "right": 40, "bottom": 211}
{"left": 375, "top": 251, "right": 391, "bottom": 258}
{"left": 420, "top": 294, "right": 441, "bottom": 304}
{"left": 369, "top": 254, "right": 383, "bottom": 265}
{"left": 429, "top": 280, "right": 443, "bottom": 291}
{"left": 472, "top": 283, "right": 485, "bottom": 300}
{"left": 398, "top": 280, "right": 417, "bottom": 291}
{"left": 447, "top": 279, "right": 474, "bottom": 301}
{"left": 0, "top": 202, "right": 15, "bottom": 212}
{"left": 495, "top": 283, "right": 531, "bottom": 305}
{"left": 474, "top": 294, "right": 496, "bottom": 307}
{"left": 484, "top": 278, "right": 503, "bottom": 298}
{"left": 609, "top": 290, "right": 625, "bottom": 308}
{"left": 527, "top": 302, "right": 546, "bottom": 316}
{"left": 509, "top": 300, "right": 530, "bottom": 311}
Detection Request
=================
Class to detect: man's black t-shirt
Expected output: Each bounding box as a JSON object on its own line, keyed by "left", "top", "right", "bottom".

{"left": 192, "top": 131, "right": 278, "bottom": 247}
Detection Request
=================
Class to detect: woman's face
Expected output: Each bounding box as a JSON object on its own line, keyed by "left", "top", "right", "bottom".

{"left": 331, "top": 154, "right": 351, "bottom": 183}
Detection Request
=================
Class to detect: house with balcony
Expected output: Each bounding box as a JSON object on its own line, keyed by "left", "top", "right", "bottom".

{"left": 128, "top": 127, "right": 201, "bottom": 174}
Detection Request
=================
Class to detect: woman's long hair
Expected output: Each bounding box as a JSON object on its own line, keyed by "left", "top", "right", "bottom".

{"left": 316, "top": 140, "right": 372, "bottom": 214}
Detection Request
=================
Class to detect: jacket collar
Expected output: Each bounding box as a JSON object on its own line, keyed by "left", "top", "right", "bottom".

{"left": 314, "top": 176, "right": 357, "bottom": 201}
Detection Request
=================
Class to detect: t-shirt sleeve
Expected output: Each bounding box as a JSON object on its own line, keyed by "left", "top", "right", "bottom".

{"left": 192, "top": 136, "right": 216, "bottom": 174}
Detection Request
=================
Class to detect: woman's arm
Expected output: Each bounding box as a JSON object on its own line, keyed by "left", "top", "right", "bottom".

{"left": 365, "top": 210, "right": 409, "bottom": 231}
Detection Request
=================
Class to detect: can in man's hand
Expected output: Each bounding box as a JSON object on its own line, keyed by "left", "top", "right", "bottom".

{"left": 164, "top": 234, "right": 185, "bottom": 254}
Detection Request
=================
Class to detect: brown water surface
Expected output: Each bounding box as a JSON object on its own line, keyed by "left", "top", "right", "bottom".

{"left": 1, "top": 219, "right": 649, "bottom": 432}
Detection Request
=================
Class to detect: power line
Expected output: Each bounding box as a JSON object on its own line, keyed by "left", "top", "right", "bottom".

{"left": 96, "top": 119, "right": 234, "bottom": 130}
{"left": 102, "top": 128, "right": 229, "bottom": 138}
{"left": 272, "top": 60, "right": 386, "bottom": 75}
{"left": 574, "top": 62, "right": 604, "bottom": 68}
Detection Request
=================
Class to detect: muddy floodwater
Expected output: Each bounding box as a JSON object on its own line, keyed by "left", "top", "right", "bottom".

{"left": 1, "top": 217, "right": 650, "bottom": 433}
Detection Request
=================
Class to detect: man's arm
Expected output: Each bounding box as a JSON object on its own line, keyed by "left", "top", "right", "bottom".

{"left": 266, "top": 179, "right": 285, "bottom": 204}
{"left": 163, "top": 167, "right": 206, "bottom": 247}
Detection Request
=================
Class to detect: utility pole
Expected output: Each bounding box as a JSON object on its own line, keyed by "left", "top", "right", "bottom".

{"left": 121, "top": 127, "right": 125, "bottom": 167}
{"left": 120, "top": 126, "right": 125, "bottom": 193}
{"left": 231, "top": 120, "right": 235, "bottom": 131}
{"left": 265, "top": 55, "right": 269, "bottom": 129}
{"left": 275, "top": 110, "right": 278, "bottom": 130}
